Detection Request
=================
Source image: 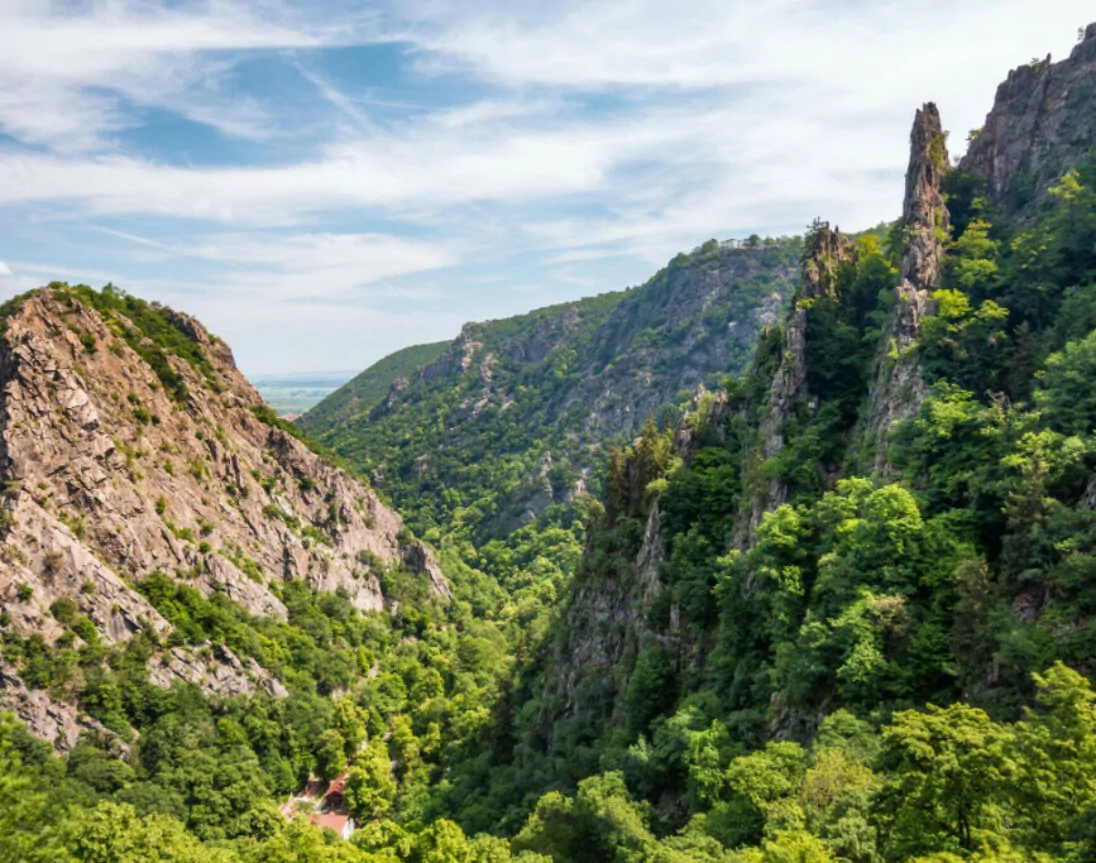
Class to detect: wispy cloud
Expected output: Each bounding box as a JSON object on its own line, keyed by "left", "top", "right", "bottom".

{"left": 0, "top": 1, "right": 330, "bottom": 150}
{"left": 0, "top": 0, "right": 1091, "bottom": 372}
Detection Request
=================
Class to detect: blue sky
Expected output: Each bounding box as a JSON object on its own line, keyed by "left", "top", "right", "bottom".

{"left": 0, "top": 1, "right": 1090, "bottom": 374}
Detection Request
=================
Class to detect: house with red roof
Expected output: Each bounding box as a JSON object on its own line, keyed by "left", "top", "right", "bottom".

{"left": 324, "top": 772, "right": 350, "bottom": 809}
{"left": 281, "top": 771, "right": 356, "bottom": 840}
{"left": 308, "top": 811, "right": 355, "bottom": 840}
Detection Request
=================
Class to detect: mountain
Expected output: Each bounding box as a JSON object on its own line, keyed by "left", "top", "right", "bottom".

{"left": 6, "top": 23, "right": 1096, "bottom": 863}
{"left": 433, "top": 26, "right": 1096, "bottom": 859}
{"left": 0, "top": 284, "right": 447, "bottom": 748}
{"left": 301, "top": 342, "right": 449, "bottom": 429}
{"left": 961, "top": 23, "right": 1096, "bottom": 214}
{"left": 303, "top": 238, "right": 800, "bottom": 544}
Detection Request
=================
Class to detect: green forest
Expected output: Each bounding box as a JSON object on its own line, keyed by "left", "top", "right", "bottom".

{"left": 6, "top": 55, "right": 1096, "bottom": 863}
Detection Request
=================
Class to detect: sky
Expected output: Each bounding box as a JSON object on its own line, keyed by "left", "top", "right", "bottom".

{"left": 0, "top": 1, "right": 1091, "bottom": 375}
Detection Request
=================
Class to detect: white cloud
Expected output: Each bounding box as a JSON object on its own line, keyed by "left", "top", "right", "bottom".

{"left": 0, "top": 260, "right": 11, "bottom": 276}
{"left": 412, "top": 0, "right": 1087, "bottom": 97}
{"left": 0, "top": 0, "right": 338, "bottom": 149}
{"left": 188, "top": 232, "right": 459, "bottom": 300}
{"left": 1, "top": 0, "right": 1093, "bottom": 372}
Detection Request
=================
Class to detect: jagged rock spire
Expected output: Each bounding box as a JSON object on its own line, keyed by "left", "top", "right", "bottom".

{"left": 860, "top": 103, "right": 951, "bottom": 471}
{"left": 740, "top": 222, "right": 855, "bottom": 541}
{"left": 765, "top": 223, "right": 853, "bottom": 451}
{"left": 901, "top": 103, "right": 950, "bottom": 291}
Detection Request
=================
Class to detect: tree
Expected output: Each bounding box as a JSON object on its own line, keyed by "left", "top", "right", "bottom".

{"left": 315, "top": 728, "right": 347, "bottom": 780}
{"left": 346, "top": 741, "right": 396, "bottom": 821}
{"left": 1010, "top": 663, "right": 1096, "bottom": 855}
{"left": 759, "top": 830, "right": 838, "bottom": 863}
{"left": 332, "top": 698, "right": 368, "bottom": 757}
{"left": 625, "top": 642, "right": 674, "bottom": 735}
{"left": 0, "top": 715, "right": 70, "bottom": 863}
{"left": 513, "top": 772, "right": 657, "bottom": 863}
{"left": 875, "top": 704, "right": 1016, "bottom": 860}
{"left": 1035, "top": 330, "right": 1096, "bottom": 436}
{"left": 65, "top": 801, "right": 217, "bottom": 863}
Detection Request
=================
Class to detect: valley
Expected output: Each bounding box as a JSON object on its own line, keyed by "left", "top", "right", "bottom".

{"left": 3, "top": 21, "right": 1096, "bottom": 863}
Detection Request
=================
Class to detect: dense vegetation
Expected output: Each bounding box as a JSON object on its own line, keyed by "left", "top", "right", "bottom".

{"left": 303, "top": 240, "right": 800, "bottom": 548}
{"left": 7, "top": 67, "right": 1096, "bottom": 862}
{"left": 417, "top": 154, "right": 1096, "bottom": 860}
{"left": 302, "top": 342, "right": 450, "bottom": 430}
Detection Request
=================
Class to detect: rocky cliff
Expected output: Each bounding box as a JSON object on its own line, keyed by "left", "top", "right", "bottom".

{"left": 530, "top": 103, "right": 954, "bottom": 747}
{"left": 859, "top": 103, "right": 950, "bottom": 469}
{"left": 748, "top": 224, "right": 856, "bottom": 535}
{"left": 0, "top": 286, "right": 447, "bottom": 748}
{"left": 962, "top": 24, "right": 1096, "bottom": 212}
{"left": 304, "top": 239, "right": 800, "bottom": 540}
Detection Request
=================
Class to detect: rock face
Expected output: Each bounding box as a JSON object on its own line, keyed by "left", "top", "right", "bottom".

{"left": 0, "top": 288, "right": 448, "bottom": 744}
{"left": 962, "top": 24, "right": 1096, "bottom": 213}
{"left": 537, "top": 389, "right": 728, "bottom": 740}
{"left": 304, "top": 240, "right": 801, "bottom": 536}
{"left": 548, "top": 501, "right": 668, "bottom": 728}
{"left": 860, "top": 103, "right": 950, "bottom": 469}
{"left": 146, "top": 644, "right": 289, "bottom": 699}
{"left": 520, "top": 34, "right": 1096, "bottom": 757}
{"left": 749, "top": 224, "right": 855, "bottom": 534}
{"left": 535, "top": 105, "right": 954, "bottom": 745}
{"left": 0, "top": 660, "right": 125, "bottom": 753}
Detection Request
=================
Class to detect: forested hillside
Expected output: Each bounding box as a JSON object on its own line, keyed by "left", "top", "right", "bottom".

{"left": 431, "top": 32, "right": 1096, "bottom": 861}
{"left": 303, "top": 239, "right": 800, "bottom": 546}
{"left": 3, "top": 23, "right": 1096, "bottom": 863}
{"left": 301, "top": 341, "right": 450, "bottom": 430}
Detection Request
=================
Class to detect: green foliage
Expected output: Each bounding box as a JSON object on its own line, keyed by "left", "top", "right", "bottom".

{"left": 346, "top": 741, "right": 397, "bottom": 820}
{"left": 50, "top": 282, "right": 219, "bottom": 402}
{"left": 875, "top": 703, "right": 1015, "bottom": 858}
{"left": 1035, "top": 330, "right": 1096, "bottom": 435}
{"left": 0, "top": 715, "right": 71, "bottom": 862}
{"left": 302, "top": 240, "right": 800, "bottom": 557}
{"left": 50, "top": 597, "right": 79, "bottom": 626}
{"left": 8, "top": 125, "right": 1096, "bottom": 863}
{"left": 624, "top": 643, "right": 675, "bottom": 734}
{"left": 303, "top": 340, "right": 450, "bottom": 429}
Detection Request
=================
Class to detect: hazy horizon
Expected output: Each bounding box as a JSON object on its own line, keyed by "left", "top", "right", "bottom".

{"left": 1, "top": 0, "right": 1092, "bottom": 374}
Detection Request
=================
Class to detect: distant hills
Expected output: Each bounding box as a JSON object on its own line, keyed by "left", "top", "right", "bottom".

{"left": 302, "top": 237, "right": 801, "bottom": 543}
{"left": 250, "top": 370, "right": 359, "bottom": 415}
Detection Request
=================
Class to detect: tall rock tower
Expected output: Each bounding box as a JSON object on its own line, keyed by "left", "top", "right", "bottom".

{"left": 860, "top": 103, "right": 951, "bottom": 470}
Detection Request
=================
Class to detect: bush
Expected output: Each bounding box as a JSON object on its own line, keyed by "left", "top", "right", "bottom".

{"left": 49, "top": 597, "right": 78, "bottom": 626}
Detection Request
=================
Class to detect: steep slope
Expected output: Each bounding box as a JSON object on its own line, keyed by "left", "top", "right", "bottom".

{"left": 857, "top": 103, "right": 950, "bottom": 471}
{"left": 303, "top": 239, "right": 800, "bottom": 542}
{"left": 962, "top": 22, "right": 1096, "bottom": 213}
{"left": 300, "top": 341, "right": 449, "bottom": 430}
{"left": 6, "top": 23, "right": 1096, "bottom": 863}
{"left": 0, "top": 284, "right": 447, "bottom": 748}
{"left": 443, "top": 31, "right": 1096, "bottom": 847}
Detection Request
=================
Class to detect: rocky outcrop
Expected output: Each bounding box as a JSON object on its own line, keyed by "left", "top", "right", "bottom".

{"left": 962, "top": 24, "right": 1096, "bottom": 212}
{"left": 539, "top": 392, "right": 728, "bottom": 738}
{"left": 860, "top": 103, "right": 950, "bottom": 469}
{"left": 747, "top": 225, "right": 855, "bottom": 535}
{"left": 0, "top": 288, "right": 449, "bottom": 746}
{"left": 306, "top": 240, "right": 801, "bottom": 535}
{"left": 147, "top": 644, "right": 289, "bottom": 699}
{"left": 544, "top": 497, "right": 669, "bottom": 739}
{"left": 0, "top": 660, "right": 125, "bottom": 754}
{"left": 568, "top": 252, "right": 792, "bottom": 446}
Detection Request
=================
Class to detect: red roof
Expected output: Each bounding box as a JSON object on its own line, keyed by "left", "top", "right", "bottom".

{"left": 325, "top": 772, "right": 350, "bottom": 799}
{"left": 309, "top": 813, "right": 350, "bottom": 833}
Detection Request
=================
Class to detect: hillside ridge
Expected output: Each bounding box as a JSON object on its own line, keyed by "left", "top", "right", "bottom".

{"left": 0, "top": 285, "right": 447, "bottom": 748}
